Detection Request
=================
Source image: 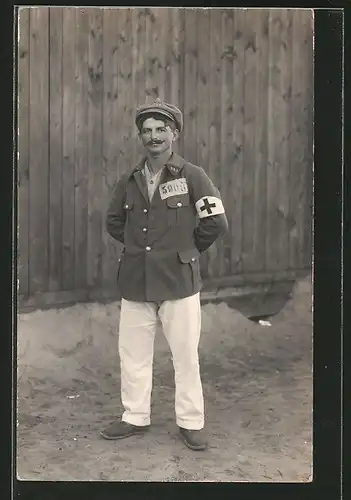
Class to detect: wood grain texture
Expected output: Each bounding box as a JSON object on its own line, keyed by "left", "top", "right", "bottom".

{"left": 17, "top": 7, "right": 30, "bottom": 296}
{"left": 303, "top": 10, "right": 314, "bottom": 269}
{"left": 253, "top": 8, "right": 269, "bottom": 272}
{"left": 74, "top": 7, "right": 89, "bottom": 289}
{"left": 86, "top": 9, "right": 103, "bottom": 288}
{"left": 204, "top": 9, "right": 222, "bottom": 281}
{"left": 289, "top": 9, "right": 313, "bottom": 269}
{"left": 218, "top": 8, "right": 235, "bottom": 277}
{"left": 276, "top": 9, "right": 293, "bottom": 272}
{"left": 230, "top": 9, "right": 246, "bottom": 275}
{"left": 241, "top": 9, "right": 257, "bottom": 273}
{"left": 183, "top": 8, "right": 198, "bottom": 165}
{"left": 28, "top": 7, "right": 50, "bottom": 293}
{"left": 48, "top": 7, "right": 63, "bottom": 292}
{"left": 266, "top": 9, "right": 289, "bottom": 272}
{"left": 197, "top": 9, "right": 212, "bottom": 279}
{"left": 101, "top": 8, "right": 122, "bottom": 288}
{"left": 130, "top": 8, "right": 139, "bottom": 167}
{"left": 117, "top": 8, "right": 134, "bottom": 177}
{"left": 61, "top": 7, "right": 76, "bottom": 290}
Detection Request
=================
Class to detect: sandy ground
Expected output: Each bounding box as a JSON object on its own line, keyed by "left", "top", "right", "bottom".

{"left": 16, "top": 275, "right": 313, "bottom": 482}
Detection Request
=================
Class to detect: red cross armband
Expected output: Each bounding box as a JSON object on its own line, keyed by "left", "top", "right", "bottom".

{"left": 195, "top": 196, "right": 225, "bottom": 219}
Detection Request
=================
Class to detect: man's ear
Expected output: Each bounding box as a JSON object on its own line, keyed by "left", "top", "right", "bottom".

{"left": 172, "top": 129, "right": 180, "bottom": 142}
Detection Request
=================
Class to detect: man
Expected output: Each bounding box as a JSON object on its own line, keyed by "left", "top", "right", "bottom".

{"left": 101, "top": 98, "right": 228, "bottom": 451}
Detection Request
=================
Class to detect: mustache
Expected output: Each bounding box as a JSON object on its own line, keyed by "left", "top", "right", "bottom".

{"left": 147, "top": 139, "right": 164, "bottom": 145}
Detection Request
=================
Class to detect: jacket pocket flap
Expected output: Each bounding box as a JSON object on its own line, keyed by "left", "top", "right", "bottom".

{"left": 178, "top": 248, "right": 200, "bottom": 264}
{"left": 166, "top": 195, "right": 190, "bottom": 208}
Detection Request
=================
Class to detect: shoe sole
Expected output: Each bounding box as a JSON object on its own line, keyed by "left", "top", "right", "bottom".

{"left": 100, "top": 429, "right": 149, "bottom": 440}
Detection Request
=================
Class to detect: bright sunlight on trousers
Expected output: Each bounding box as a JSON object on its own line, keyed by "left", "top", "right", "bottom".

{"left": 118, "top": 293, "right": 204, "bottom": 430}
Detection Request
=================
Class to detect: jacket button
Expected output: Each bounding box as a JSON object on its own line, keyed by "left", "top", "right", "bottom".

{"left": 143, "top": 208, "right": 148, "bottom": 213}
{"left": 191, "top": 257, "right": 196, "bottom": 262}
{"left": 142, "top": 227, "right": 147, "bottom": 232}
{"left": 146, "top": 246, "right": 151, "bottom": 251}
{"left": 177, "top": 202, "right": 182, "bottom": 207}
{"left": 125, "top": 204, "right": 129, "bottom": 209}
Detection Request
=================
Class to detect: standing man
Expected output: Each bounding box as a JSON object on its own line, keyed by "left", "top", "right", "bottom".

{"left": 101, "top": 98, "right": 228, "bottom": 451}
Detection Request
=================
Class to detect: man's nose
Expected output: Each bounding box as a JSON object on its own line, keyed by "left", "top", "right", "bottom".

{"left": 150, "top": 130, "right": 158, "bottom": 140}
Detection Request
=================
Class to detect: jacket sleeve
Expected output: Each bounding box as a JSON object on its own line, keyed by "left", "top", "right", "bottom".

{"left": 188, "top": 165, "right": 229, "bottom": 253}
{"left": 105, "top": 174, "right": 128, "bottom": 244}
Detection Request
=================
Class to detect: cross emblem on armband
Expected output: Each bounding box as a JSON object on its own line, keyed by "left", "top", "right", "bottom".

{"left": 195, "top": 195, "right": 225, "bottom": 219}
{"left": 200, "top": 198, "right": 217, "bottom": 215}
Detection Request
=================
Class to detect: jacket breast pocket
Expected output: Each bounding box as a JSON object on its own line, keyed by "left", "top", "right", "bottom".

{"left": 166, "top": 194, "right": 191, "bottom": 226}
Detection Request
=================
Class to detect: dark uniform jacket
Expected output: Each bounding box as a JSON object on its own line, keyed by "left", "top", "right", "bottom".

{"left": 106, "top": 152, "right": 228, "bottom": 302}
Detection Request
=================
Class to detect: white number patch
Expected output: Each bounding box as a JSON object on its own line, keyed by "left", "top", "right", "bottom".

{"left": 195, "top": 196, "right": 225, "bottom": 218}
{"left": 159, "top": 178, "right": 189, "bottom": 200}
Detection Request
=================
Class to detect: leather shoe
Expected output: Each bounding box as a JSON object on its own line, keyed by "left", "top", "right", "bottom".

{"left": 179, "top": 427, "right": 208, "bottom": 451}
{"left": 100, "top": 420, "right": 150, "bottom": 440}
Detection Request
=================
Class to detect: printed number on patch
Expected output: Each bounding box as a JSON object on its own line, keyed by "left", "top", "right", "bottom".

{"left": 159, "top": 178, "right": 189, "bottom": 200}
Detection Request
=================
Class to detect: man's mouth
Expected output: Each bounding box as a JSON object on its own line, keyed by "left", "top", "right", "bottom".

{"left": 148, "top": 141, "right": 163, "bottom": 146}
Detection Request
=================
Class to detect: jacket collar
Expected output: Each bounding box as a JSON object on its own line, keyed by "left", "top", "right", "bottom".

{"left": 132, "top": 152, "right": 186, "bottom": 177}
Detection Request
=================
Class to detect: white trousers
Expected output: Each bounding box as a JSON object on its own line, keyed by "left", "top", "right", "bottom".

{"left": 118, "top": 293, "right": 204, "bottom": 430}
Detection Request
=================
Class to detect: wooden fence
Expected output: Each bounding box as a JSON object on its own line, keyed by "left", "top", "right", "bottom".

{"left": 17, "top": 7, "right": 313, "bottom": 307}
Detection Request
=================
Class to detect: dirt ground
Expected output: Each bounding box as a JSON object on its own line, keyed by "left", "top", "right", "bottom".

{"left": 16, "top": 275, "right": 313, "bottom": 482}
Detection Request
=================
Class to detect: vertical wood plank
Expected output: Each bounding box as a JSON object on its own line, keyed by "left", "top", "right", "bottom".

{"left": 178, "top": 8, "right": 186, "bottom": 156}
{"left": 74, "top": 7, "right": 89, "bottom": 289}
{"left": 135, "top": 7, "right": 147, "bottom": 109}
{"left": 266, "top": 9, "right": 288, "bottom": 271}
{"left": 17, "top": 7, "right": 30, "bottom": 296}
{"left": 48, "top": 7, "right": 63, "bottom": 292}
{"left": 124, "top": 8, "right": 136, "bottom": 170}
{"left": 145, "top": 8, "right": 156, "bottom": 101}
{"left": 208, "top": 8, "right": 222, "bottom": 191}
{"left": 167, "top": 8, "right": 181, "bottom": 107}
{"left": 130, "top": 8, "right": 139, "bottom": 168}
{"left": 135, "top": 8, "right": 147, "bottom": 161}
{"left": 117, "top": 8, "right": 134, "bottom": 176}
{"left": 219, "top": 9, "right": 235, "bottom": 277}
{"left": 197, "top": 9, "right": 212, "bottom": 279}
{"left": 196, "top": 9, "right": 210, "bottom": 176}
{"left": 253, "top": 8, "right": 269, "bottom": 272}
{"left": 241, "top": 9, "right": 258, "bottom": 273}
{"left": 62, "top": 7, "right": 76, "bottom": 290}
{"left": 230, "top": 8, "right": 245, "bottom": 274}
{"left": 167, "top": 8, "right": 183, "bottom": 155}
{"left": 183, "top": 8, "right": 198, "bottom": 164}
{"left": 276, "top": 9, "right": 292, "bottom": 272}
{"left": 28, "top": 7, "right": 49, "bottom": 294}
{"left": 206, "top": 8, "right": 222, "bottom": 281}
{"left": 289, "top": 9, "right": 312, "bottom": 270}
{"left": 164, "top": 11, "right": 172, "bottom": 106}
{"left": 102, "top": 8, "right": 122, "bottom": 288}
{"left": 146, "top": 8, "right": 166, "bottom": 101}
{"left": 304, "top": 10, "right": 314, "bottom": 269}
{"left": 87, "top": 8, "right": 103, "bottom": 288}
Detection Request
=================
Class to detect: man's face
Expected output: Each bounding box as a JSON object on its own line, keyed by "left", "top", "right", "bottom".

{"left": 139, "top": 117, "right": 179, "bottom": 155}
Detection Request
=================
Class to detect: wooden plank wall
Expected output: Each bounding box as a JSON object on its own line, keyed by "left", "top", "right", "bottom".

{"left": 17, "top": 7, "right": 314, "bottom": 302}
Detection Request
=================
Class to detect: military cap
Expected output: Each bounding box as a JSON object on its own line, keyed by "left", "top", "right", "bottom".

{"left": 135, "top": 98, "right": 183, "bottom": 132}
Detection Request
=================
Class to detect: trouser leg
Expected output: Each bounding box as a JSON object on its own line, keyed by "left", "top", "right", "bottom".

{"left": 158, "top": 293, "right": 204, "bottom": 430}
{"left": 118, "top": 299, "right": 157, "bottom": 426}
